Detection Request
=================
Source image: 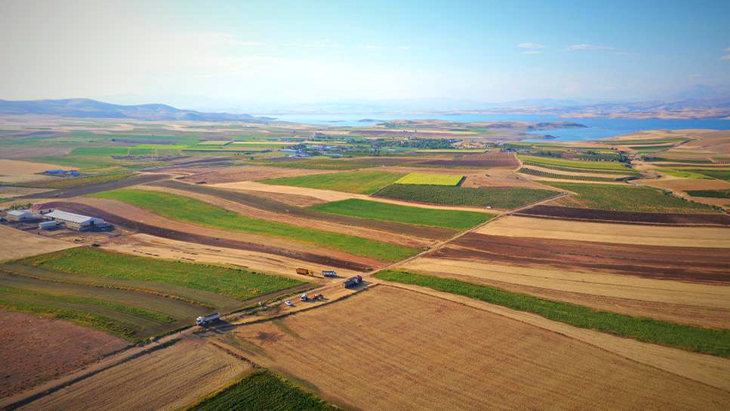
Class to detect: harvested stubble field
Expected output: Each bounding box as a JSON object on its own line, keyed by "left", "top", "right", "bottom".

{"left": 375, "top": 271, "right": 730, "bottom": 357}
{"left": 0, "top": 225, "right": 78, "bottom": 261}
{"left": 187, "top": 370, "right": 336, "bottom": 411}
{"left": 92, "top": 189, "right": 420, "bottom": 262}
{"left": 374, "top": 184, "right": 559, "bottom": 209}
{"left": 545, "top": 181, "right": 718, "bottom": 213}
{"left": 518, "top": 155, "right": 635, "bottom": 172}
{"left": 516, "top": 204, "right": 730, "bottom": 225}
{"left": 394, "top": 172, "right": 464, "bottom": 185}
{"left": 16, "top": 173, "right": 134, "bottom": 189}
{"left": 478, "top": 215, "right": 730, "bottom": 247}
{"left": 178, "top": 165, "right": 333, "bottom": 185}
{"left": 431, "top": 232, "right": 730, "bottom": 284}
{"left": 419, "top": 152, "right": 519, "bottom": 168}
{"left": 398, "top": 257, "right": 730, "bottom": 329}
{"left": 518, "top": 167, "right": 623, "bottom": 182}
{"left": 231, "top": 286, "right": 730, "bottom": 410}
{"left": 309, "top": 198, "right": 492, "bottom": 230}
{"left": 262, "top": 170, "right": 406, "bottom": 194}
{"left": 0, "top": 159, "right": 72, "bottom": 184}
{"left": 22, "top": 338, "right": 248, "bottom": 411}
{"left": 0, "top": 311, "right": 127, "bottom": 399}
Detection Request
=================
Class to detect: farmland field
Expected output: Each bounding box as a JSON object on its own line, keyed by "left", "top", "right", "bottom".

{"left": 689, "top": 169, "right": 730, "bottom": 181}
{"left": 231, "top": 286, "right": 730, "bottom": 410}
{"left": 374, "top": 270, "right": 730, "bottom": 357}
{"left": 17, "top": 173, "right": 134, "bottom": 189}
{"left": 394, "top": 172, "right": 464, "bottom": 186}
{"left": 91, "top": 189, "right": 419, "bottom": 261}
{"left": 0, "top": 225, "right": 78, "bottom": 261}
{"left": 262, "top": 170, "right": 405, "bottom": 194}
{"left": 545, "top": 181, "right": 717, "bottom": 213}
{"left": 187, "top": 370, "right": 336, "bottom": 411}
{"left": 687, "top": 189, "right": 730, "bottom": 198}
{"left": 518, "top": 167, "right": 622, "bottom": 182}
{"left": 309, "top": 198, "right": 493, "bottom": 230}
{"left": 518, "top": 155, "right": 633, "bottom": 172}
{"left": 656, "top": 168, "right": 712, "bottom": 179}
{"left": 374, "top": 184, "right": 559, "bottom": 209}
{"left": 22, "top": 339, "right": 248, "bottom": 411}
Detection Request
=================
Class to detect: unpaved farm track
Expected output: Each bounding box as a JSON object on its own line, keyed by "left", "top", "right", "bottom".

{"left": 41, "top": 201, "right": 373, "bottom": 272}
{"left": 433, "top": 233, "right": 730, "bottom": 284}
{"left": 517, "top": 204, "right": 730, "bottom": 226}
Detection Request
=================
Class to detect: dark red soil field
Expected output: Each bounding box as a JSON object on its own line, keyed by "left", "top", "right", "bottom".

{"left": 148, "top": 180, "right": 454, "bottom": 240}
{"left": 41, "top": 202, "right": 373, "bottom": 272}
{"left": 516, "top": 205, "right": 730, "bottom": 226}
{"left": 431, "top": 233, "right": 730, "bottom": 284}
{"left": 421, "top": 153, "right": 519, "bottom": 168}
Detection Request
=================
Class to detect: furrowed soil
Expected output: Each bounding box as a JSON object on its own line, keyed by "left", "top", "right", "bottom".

{"left": 176, "top": 165, "right": 334, "bottom": 185}
{"left": 398, "top": 258, "right": 730, "bottom": 329}
{"left": 432, "top": 233, "right": 730, "bottom": 284}
{"left": 21, "top": 338, "right": 248, "bottom": 411}
{"left": 0, "top": 225, "right": 78, "bottom": 261}
{"left": 41, "top": 200, "right": 376, "bottom": 272}
{"left": 478, "top": 215, "right": 730, "bottom": 247}
{"left": 418, "top": 152, "right": 519, "bottom": 168}
{"left": 0, "top": 311, "right": 127, "bottom": 399}
{"left": 517, "top": 204, "right": 730, "bottom": 226}
{"left": 229, "top": 286, "right": 730, "bottom": 410}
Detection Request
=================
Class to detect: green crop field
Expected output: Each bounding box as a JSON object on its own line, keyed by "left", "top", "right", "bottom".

{"left": 686, "top": 189, "right": 730, "bottom": 199}
{"left": 187, "top": 370, "right": 336, "bottom": 411}
{"left": 70, "top": 147, "right": 132, "bottom": 157}
{"left": 656, "top": 168, "right": 713, "bottom": 179}
{"left": 374, "top": 185, "right": 559, "bottom": 209}
{"left": 17, "top": 173, "right": 135, "bottom": 189}
{"left": 518, "top": 167, "right": 621, "bottom": 182}
{"left": 374, "top": 270, "right": 730, "bottom": 357}
{"left": 92, "top": 189, "right": 418, "bottom": 261}
{"left": 256, "top": 159, "right": 384, "bottom": 170}
{"left": 518, "top": 155, "right": 634, "bottom": 172}
{"left": 309, "top": 199, "right": 493, "bottom": 230}
{"left": 687, "top": 169, "right": 730, "bottom": 181}
{"left": 545, "top": 182, "right": 716, "bottom": 213}
{"left": 262, "top": 170, "right": 406, "bottom": 194}
{"left": 394, "top": 172, "right": 464, "bottom": 186}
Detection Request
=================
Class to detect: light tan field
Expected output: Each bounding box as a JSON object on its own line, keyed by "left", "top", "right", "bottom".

{"left": 477, "top": 215, "right": 730, "bottom": 247}
{"left": 0, "top": 225, "right": 78, "bottom": 261}
{"left": 634, "top": 175, "right": 730, "bottom": 191}
{"left": 22, "top": 338, "right": 248, "bottom": 411}
{"left": 105, "top": 233, "right": 362, "bottom": 280}
{"left": 0, "top": 186, "right": 49, "bottom": 198}
{"left": 398, "top": 258, "right": 730, "bottom": 329}
{"left": 230, "top": 286, "right": 730, "bottom": 410}
{"left": 0, "top": 311, "right": 127, "bottom": 399}
{"left": 0, "top": 159, "right": 71, "bottom": 184}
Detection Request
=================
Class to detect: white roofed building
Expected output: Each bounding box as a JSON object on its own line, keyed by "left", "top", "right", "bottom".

{"left": 45, "top": 210, "right": 106, "bottom": 231}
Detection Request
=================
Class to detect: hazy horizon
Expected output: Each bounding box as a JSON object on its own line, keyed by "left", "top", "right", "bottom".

{"left": 2, "top": 0, "right": 730, "bottom": 112}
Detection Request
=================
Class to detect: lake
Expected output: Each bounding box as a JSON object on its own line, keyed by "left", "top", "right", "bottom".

{"left": 263, "top": 113, "right": 730, "bottom": 141}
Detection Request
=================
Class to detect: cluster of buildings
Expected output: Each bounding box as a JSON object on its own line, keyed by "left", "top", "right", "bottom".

{"left": 43, "top": 169, "right": 80, "bottom": 177}
{"left": 4, "top": 207, "right": 111, "bottom": 232}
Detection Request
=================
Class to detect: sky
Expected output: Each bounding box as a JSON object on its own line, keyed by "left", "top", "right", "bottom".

{"left": 1, "top": 0, "right": 729, "bottom": 112}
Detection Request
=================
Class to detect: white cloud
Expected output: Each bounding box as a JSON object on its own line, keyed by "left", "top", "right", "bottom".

{"left": 565, "top": 44, "right": 615, "bottom": 51}
{"left": 517, "top": 42, "right": 546, "bottom": 49}
{"left": 522, "top": 50, "right": 541, "bottom": 54}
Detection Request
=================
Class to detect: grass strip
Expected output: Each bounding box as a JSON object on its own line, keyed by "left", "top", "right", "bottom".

{"left": 186, "top": 370, "right": 336, "bottom": 411}
{"left": 19, "top": 247, "right": 303, "bottom": 301}
{"left": 685, "top": 189, "right": 730, "bottom": 199}
{"left": 309, "top": 198, "right": 493, "bottom": 230}
{"left": 91, "top": 189, "right": 419, "bottom": 261}
{"left": 374, "top": 270, "right": 730, "bottom": 357}
{"left": 374, "top": 184, "right": 559, "bottom": 209}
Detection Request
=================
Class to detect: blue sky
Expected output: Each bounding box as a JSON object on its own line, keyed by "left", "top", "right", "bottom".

{"left": 1, "top": 0, "right": 729, "bottom": 110}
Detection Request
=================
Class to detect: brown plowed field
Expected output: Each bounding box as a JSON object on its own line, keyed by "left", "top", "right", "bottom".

{"left": 178, "top": 165, "right": 332, "bottom": 184}
{"left": 477, "top": 215, "right": 730, "bottom": 248}
{"left": 516, "top": 204, "right": 730, "bottom": 226}
{"left": 22, "top": 338, "right": 248, "bottom": 411}
{"left": 434, "top": 233, "right": 730, "bottom": 284}
{"left": 399, "top": 258, "right": 730, "bottom": 329}
{"left": 41, "top": 201, "right": 375, "bottom": 272}
{"left": 230, "top": 286, "right": 730, "bottom": 410}
{"left": 0, "top": 311, "right": 127, "bottom": 399}
{"left": 0, "top": 225, "right": 78, "bottom": 261}
{"left": 149, "top": 180, "right": 453, "bottom": 242}
{"left": 420, "top": 152, "right": 519, "bottom": 168}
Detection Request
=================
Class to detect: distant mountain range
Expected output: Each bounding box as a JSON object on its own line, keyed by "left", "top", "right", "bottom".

{"left": 0, "top": 98, "right": 269, "bottom": 122}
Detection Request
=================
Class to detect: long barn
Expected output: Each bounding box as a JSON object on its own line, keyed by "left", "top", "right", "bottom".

{"left": 45, "top": 210, "right": 107, "bottom": 231}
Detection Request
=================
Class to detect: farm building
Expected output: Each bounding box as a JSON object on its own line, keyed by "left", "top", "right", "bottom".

{"left": 45, "top": 210, "right": 109, "bottom": 231}
{"left": 6, "top": 210, "right": 34, "bottom": 221}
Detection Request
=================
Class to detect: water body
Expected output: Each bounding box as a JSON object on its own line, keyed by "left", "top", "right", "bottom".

{"left": 264, "top": 113, "right": 730, "bottom": 141}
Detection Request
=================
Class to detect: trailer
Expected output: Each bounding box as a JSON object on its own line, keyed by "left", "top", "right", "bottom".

{"left": 343, "top": 275, "right": 363, "bottom": 288}
{"left": 296, "top": 268, "right": 314, "bottom": 276}
{"left": 196, "top": 313, "right": 220, "bottom": 326}
{"left": 322, "top": 270, "right": 337, "bottom": 278}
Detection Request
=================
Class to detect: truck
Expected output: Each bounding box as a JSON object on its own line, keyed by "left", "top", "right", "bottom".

{"left": 301, "top": 293, "right": 324, "bottom": 302}
{"left": 322, "top": 270, "right": 337, "bottom": 278}
{"left": 196, "top": 313, "right": 220, "bottom": 326}
{"left": 296, "top": 268, "right": 314, "bottom": 276}
{"left": 343, "top": 275, "right": 363, "bottom": 288}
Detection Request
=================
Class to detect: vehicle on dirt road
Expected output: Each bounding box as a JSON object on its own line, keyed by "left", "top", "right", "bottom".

{"left": 196, "top": 313, "right": 220, "bottom": 326}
